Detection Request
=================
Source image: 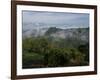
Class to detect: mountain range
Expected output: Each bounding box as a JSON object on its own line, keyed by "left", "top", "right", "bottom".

{"left": 22, "top": 24, "right": 89, "bottom": 43}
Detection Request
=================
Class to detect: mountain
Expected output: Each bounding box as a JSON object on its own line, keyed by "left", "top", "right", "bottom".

{"left": 22, "top": 25, "right": 89, "bottom": 50}
{"left": 45, "top": 27, "right": 62, "bottom": 35}
{"left": 22, "top": 23, "right": 89, "bottom": 43}
{"left": 45, "top": 27, "right": 89, "bottom": 42}
{"left": 44, "top": 27, "right": 89, "bottom": 48}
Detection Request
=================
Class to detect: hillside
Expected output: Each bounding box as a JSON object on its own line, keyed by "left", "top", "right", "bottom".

{"left": 23, "top": 26, "right": 89, "bottom": 40}
{"left": 45, "top": 27, "right": 89, "bottom": 41}
{"left": 22, "top": 26, "right": 89, "bottom": 68}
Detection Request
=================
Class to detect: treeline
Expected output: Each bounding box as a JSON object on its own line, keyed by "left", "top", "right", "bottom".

{"left": 22, "top": 37, "right": 89, "bottom": 68}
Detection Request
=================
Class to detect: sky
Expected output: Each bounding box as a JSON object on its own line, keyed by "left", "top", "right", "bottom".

{"left": 22, "top": 10, "right": 89, "bottom": 28}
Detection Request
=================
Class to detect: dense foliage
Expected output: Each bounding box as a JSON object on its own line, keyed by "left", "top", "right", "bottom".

{"left": 22, "top": 36, "right": 89, "bottom": 68}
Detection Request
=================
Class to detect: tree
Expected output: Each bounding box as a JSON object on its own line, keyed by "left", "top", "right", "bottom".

{"left": 78, "top": 43, "right": 89, "bottom": 62}
{"left": 43, "top": 48, "right": 69, "bottom": 67}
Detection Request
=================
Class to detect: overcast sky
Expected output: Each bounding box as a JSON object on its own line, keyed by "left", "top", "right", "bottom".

{"left": 22, "top": 10, "right": 89, "bottom": 27}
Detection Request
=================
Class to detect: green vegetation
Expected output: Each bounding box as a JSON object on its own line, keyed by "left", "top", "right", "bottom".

{"left": 22, "top": 36, "right": 89, "bottom": 68}
{"left": 45, "top": 27, "right": 62, "bottom": 35}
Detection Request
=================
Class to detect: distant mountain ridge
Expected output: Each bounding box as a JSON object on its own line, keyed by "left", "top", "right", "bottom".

{"left": 23, "top": 26, "right": 89, "bottom": 43}
{"left": 45, "top": 27, "right": 89, "bottom": 42}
